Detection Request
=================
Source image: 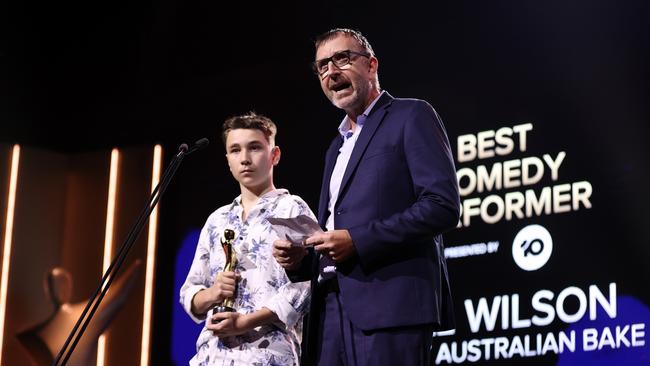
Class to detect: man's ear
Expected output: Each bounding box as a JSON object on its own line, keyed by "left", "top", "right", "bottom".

{"left": 369, "top": 56, "right": 379, "bottom": 74}
{"left": 271, "top": 146, "right": 281, "bottom": 166}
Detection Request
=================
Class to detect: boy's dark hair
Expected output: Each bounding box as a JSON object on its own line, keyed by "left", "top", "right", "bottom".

{"left": 221, "top": 112, "right": 277, "bottom": 146}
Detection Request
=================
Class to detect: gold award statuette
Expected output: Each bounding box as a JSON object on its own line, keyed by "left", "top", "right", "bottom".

{"left": 211, "top": 229, "right": 238, "bottom": 324}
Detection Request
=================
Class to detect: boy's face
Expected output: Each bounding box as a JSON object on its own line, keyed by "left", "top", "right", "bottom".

{"left": 225, "top": 128, "right": 278, "bottom": 191}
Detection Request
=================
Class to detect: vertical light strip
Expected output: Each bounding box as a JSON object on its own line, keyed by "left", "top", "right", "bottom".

{"left": 97, "top": 148, "right": 120, "bottom": 366}
{"left": 140, "top": 145, "right": 162, "bottom": 366}
{"left": 0, "top": 145, "right": 20, "bottom": 365}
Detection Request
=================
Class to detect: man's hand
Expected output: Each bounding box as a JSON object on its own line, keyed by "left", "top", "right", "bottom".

{"left": 273, "top": 239, "right": 307, "bottom": 270}
{"left": 307, "top": 230, "right": 355, "bottom": 263}
{"left": 207, "top": 312, "right": 250, "bottom": 337}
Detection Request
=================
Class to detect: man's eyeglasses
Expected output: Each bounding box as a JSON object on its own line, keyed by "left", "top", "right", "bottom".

{"left": 312, "top": 50, "right": 371, "bottom": 76}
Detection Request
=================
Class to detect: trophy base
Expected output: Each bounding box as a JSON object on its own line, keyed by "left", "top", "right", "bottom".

{"left": 210, "top": 305, "right": 236, "bottom": 324}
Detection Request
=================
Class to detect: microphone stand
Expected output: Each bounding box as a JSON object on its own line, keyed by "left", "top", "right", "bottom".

{"left": 53, "top": 139, "right": 208, "bottom": 366}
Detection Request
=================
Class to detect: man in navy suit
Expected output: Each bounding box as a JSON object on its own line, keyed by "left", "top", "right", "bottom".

{"left": 273, "top": 28, "right": 460, "bottom": 366}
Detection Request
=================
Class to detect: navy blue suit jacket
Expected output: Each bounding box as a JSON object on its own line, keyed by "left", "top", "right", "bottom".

{"left": 291, "top": 92, "right": 460, "bottom": 361}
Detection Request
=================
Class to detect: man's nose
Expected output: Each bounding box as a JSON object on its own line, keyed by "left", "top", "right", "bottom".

{"left": 323, "top": 61, "right": 341, "bottom": 78}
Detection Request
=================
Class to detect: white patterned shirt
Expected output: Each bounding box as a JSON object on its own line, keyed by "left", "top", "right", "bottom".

{"left": 179, "top": 189, "right": 314, "bottom": 366}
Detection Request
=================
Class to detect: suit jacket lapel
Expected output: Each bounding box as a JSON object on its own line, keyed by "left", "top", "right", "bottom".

{"left": 318, "top": 136, "right": 343, "bottom": 227}
{"left": 336, "top": 92, "right": 394, "bottom": 208}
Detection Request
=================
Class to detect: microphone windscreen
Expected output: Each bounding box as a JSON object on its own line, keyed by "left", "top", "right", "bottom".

{"left": 194, "top": 138, "right": 209, "bottom": 150}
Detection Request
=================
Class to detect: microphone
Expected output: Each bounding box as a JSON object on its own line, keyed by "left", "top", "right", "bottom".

{"left": 178, "top": 138, "right": 210, "bottom": 155}
{"left": 188, "top": 138, "right": 209, "bottom": 154}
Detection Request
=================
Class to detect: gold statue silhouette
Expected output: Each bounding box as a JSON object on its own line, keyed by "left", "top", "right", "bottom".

{"left": 16, "top": 260, "right": 142, "bottom": 366}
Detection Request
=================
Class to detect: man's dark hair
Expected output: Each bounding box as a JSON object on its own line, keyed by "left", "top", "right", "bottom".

{"left": 314, "top": 28, "right": 375, "bottom": 56}
{"left": 221, "top": 112, "right": 277, "bottom": 145}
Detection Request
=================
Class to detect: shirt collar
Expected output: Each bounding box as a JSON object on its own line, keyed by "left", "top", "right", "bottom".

{"left": 232, "top": 188, "right": 288, "bottom": 207}
{"left": 337, "top": 90, "right": 386, "bottom": 138}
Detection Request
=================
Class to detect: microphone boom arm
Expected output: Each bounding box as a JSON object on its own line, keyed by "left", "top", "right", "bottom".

{"left": 53, "top": 138, "right": 208, "bottom": 366}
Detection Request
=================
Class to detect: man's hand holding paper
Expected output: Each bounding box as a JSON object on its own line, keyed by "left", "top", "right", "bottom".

{"left": 270, "top": 215, "right": 322, "bottom": 270}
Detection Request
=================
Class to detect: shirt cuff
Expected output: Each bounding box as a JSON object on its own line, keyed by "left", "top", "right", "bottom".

{"left": 260, "top": 293, "right": 301, "bottom": 329}
{"left": 182, "top": 285, "right": 208, "bottom": 323}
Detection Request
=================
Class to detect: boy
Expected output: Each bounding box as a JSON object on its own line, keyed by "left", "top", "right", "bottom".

{"left": 180, "top": 112, "right": 314, "bottom": 365}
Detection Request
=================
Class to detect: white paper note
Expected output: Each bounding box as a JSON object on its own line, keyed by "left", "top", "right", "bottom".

{"left": 267, "top": 215, "right": 323, "bottom": 247}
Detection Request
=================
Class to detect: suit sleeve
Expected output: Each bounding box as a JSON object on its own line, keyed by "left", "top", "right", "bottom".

{"left": 285, "top": 249, "right": 315, "bottom": 282}
{"left": 348, "top": 101, "right": 460, "bottom": 269}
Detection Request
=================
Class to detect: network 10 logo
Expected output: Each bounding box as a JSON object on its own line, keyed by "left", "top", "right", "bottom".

{"left": 512, "top": 224, "right": 553, "bottom": 271}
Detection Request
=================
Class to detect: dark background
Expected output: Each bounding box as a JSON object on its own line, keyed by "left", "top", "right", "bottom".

{"left": 3, "top": 1, "right": 649, "bottom": 364}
